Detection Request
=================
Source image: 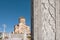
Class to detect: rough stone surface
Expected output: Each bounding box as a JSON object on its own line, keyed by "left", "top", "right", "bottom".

{"left": 33, "top": 0, "right": 60, "bottom": 40}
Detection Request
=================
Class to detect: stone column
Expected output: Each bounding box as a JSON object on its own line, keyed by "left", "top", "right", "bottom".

{"left": 33, "top": 0, "right": 56, "bottom": 40}
{"left": 33, "top": 0, "right": 42, "bottom": 40}
{"left": 56, "top": 0, "right": 60, "bottom": 40}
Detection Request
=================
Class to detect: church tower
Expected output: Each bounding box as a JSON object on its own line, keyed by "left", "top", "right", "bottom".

{"left": 14, "top": 17, "right": 31, "bottom": 34}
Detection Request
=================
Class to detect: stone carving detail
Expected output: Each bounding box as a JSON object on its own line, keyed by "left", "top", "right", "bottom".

{"left": 41, "top": 0, "right": 56, "bottom": 40}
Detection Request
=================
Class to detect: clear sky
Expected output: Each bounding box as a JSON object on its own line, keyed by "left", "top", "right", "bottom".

{"left": 0, "top": 0, "right": 31, "bottom": 33}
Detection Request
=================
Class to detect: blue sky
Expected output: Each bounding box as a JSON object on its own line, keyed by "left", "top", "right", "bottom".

{"left": 0, "top": 0, "right": 31, "bottom": 33}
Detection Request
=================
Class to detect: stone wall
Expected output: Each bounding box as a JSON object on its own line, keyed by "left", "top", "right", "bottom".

{"left": 33, "top": 0, "right": 60, "bottom": 40}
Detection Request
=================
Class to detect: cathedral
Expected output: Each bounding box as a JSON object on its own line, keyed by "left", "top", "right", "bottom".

{"left": 13, "top": 17, "right": 31, "bottom": 35}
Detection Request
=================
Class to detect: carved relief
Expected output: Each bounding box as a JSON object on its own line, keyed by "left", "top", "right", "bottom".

{"left": 41, "top": 0, "right": 56, "bottom": 40}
